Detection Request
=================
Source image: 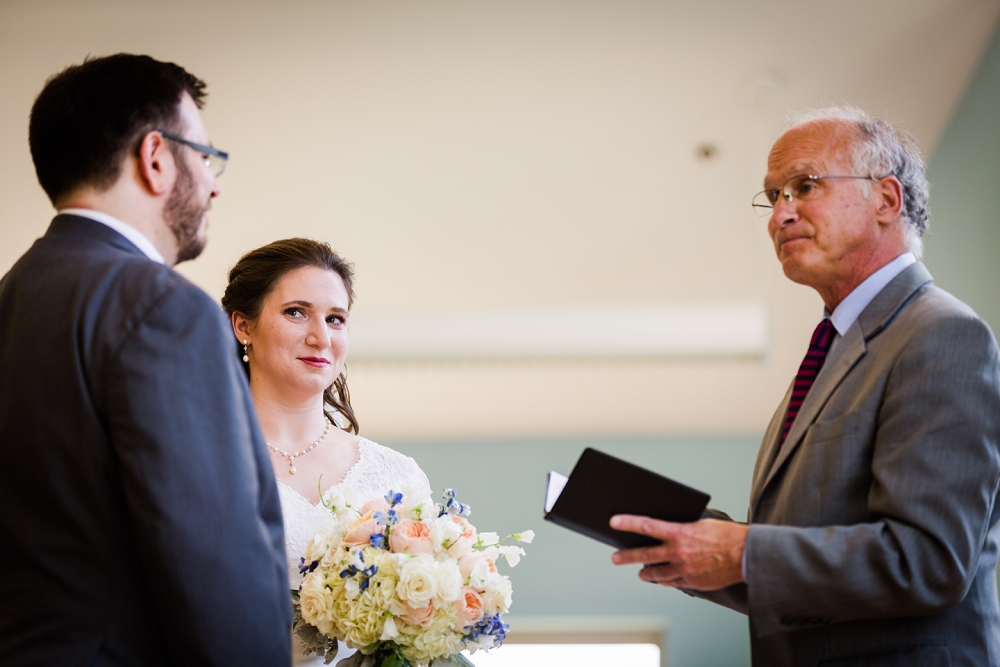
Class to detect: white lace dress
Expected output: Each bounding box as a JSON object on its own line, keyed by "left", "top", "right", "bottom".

{"left": 279, "top": 436, "right": 430, "bottom": 666}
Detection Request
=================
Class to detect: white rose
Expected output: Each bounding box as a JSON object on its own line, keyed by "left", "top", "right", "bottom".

{"left": 303, "top": 532, "right": 336, "bottom": 564}
{"left": 434, "top": 559, "right": 463, "bottom": 603}
{"left": 298, "top": 574, "right": 337, "bottom": 636}
{"left": 396, "top": 554, "right": 438, "bottom": 608}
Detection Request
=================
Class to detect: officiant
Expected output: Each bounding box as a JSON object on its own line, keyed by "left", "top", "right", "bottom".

{"left": 610, "top": 107, "right": 1000, "bottom": 667}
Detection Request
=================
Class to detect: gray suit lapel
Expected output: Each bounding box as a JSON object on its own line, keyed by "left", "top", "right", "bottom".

{"left": 752, "top": 262, "right": 934, "bottom": 508}
{"left": 750, "top": 387, "right": 790, "bottom": 511}
{"left": 759, "top": 323, "right": 867, "bottom": 494}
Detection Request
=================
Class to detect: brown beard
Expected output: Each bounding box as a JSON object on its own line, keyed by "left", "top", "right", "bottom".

{"left": 164, "top": 152, "right": 208, "bottom": 264}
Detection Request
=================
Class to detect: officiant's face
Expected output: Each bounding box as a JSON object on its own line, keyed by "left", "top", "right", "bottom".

{"left": 765, "top": 121, "right": 881, "bottom": 293}
{"left": 248, "top": 266, "right": 350, "bottom": 401}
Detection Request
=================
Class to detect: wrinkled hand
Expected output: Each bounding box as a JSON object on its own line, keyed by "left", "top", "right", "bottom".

{"left": 610, "top": 515, "right": 748, "bottom": 591}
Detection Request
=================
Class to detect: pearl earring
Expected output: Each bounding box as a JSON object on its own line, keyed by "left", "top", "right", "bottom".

{"left": 242, "top": 339, "right": 249, "bottom": 363}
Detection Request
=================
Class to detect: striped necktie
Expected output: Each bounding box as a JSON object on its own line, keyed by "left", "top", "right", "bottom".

{"left": 780, "top": 319, "right": 836, "bottom": 448}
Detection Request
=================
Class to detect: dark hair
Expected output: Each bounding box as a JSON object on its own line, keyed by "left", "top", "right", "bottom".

{"left": 29, "top": 53, "right": 207, "bottom": 204}
{"left": 222, "top": 238, "right": 359, "bottom": 434}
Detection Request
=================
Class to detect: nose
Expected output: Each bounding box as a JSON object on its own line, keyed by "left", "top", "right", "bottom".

{"left": 305, "top": 318, "right": 330, "bottom": 348}
{"left": 769, "top": 197, "right": 798, "bottom": 229}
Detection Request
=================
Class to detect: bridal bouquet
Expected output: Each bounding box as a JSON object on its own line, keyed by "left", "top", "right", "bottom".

{"left": 294, "top": 488, "right": 533, "bottom": 667}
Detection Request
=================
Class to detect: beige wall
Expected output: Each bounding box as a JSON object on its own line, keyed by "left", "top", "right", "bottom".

{"left": 2, "top": 0, "right": 998, "bottom": 440}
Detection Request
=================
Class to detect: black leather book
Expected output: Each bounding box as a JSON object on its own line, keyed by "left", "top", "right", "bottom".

{"left": 544, "top": 448, "right": 711, "bottom": 549}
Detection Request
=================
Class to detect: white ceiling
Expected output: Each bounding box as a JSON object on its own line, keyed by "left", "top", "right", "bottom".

{"left": 1, "top": 0, "right": 998, "bottom": 439}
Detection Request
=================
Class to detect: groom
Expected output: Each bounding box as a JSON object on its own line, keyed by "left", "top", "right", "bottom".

{"left": 0, "top": 55, "right": 291, "bottom": 665}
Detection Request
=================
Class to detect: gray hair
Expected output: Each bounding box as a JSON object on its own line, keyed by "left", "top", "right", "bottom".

{"left": 788, "top": 106, "right": 930, "bottom": 257}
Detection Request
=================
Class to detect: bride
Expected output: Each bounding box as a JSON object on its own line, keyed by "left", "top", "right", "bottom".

{"left": 222, "top": 238, "right": 430, "bottom": 665}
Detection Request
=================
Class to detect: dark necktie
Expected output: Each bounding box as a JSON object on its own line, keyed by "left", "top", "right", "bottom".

{"left": 780, "top": 319, "right": 836, "bottom": 448}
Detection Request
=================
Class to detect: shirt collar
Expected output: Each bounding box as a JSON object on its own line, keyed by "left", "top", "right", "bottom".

{"left": 57, "top": 208, "right": 165, "bottom": 265}
{"left": 826, "top": 252, "right": 916, "bottom": 336}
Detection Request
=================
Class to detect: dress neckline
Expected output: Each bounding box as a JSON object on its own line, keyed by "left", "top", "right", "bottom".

{"left": 277, "top": 436, "right": 365, "bottom": 507}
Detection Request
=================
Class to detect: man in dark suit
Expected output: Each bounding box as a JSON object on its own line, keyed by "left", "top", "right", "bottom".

{"left": 0, "top": 54, "right": 292, "bottom": 665}
{"left": 610, "top": 108, "right": 1000, "bottom": 665}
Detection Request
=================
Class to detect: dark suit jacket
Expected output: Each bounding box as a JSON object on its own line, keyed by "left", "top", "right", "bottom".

{"left": 0, "top": 215, "right": 292, "bottom": 666}
{"left": 697, "top": 263, "right": 1000, "bottom": 666}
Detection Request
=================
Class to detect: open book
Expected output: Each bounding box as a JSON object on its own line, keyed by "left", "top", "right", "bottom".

{"left": 544, "top": 448, "right": 710, "bottom": 549}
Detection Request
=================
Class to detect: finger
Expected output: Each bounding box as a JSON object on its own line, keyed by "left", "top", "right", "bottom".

{"left": 610, "top": 514, "right": 680, "bottom": 540}
{"left": 640, "top": 564, "right": 684, "bottom": 587}
{"left": 612, "top": 545, "right": 673, "bottom": 566}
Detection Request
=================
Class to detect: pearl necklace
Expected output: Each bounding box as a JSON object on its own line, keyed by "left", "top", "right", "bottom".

{"left": 267, "top": 418, "right": 331, "bottom": 475}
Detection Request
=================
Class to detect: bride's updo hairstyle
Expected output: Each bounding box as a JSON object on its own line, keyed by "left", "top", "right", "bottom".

{"left": 222, "top": 238, "right": 359, "bottom": 434}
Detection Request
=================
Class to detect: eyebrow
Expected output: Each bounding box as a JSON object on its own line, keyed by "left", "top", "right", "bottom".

{"left": 280, "top": 300, "right": 349, "bottom": 314}
{"left": 763, "top": 162, "right": 821, "bottom": 189}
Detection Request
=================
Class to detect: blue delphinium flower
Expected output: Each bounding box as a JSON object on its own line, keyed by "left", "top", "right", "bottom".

{"left": 298, "top": 557, "right": 320, "bottom": 576}
{"left": 373, "top": 509, "right": 399, "bottom": 527}
{"left": 384, "top": 489, "right": 403, "bottom": 506}
{"left": 465, "top": 614, "right": 509, "bottom": 646}
{"left": 439, "top": 488, "right": 473, "bottom": 518}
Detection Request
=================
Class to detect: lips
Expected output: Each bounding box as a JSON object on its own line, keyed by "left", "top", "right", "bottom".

{"left": 778, "top": 235, "right": 810, "bottom": 250}
{"left": 298, "top": 357, "right": 330, "bottom": 368}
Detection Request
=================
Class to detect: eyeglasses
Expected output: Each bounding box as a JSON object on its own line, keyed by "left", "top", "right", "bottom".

{"left": 751, "top": 174, "right": 883, "bottom": 217}
{"left": 157, "top": 130, "right": 229, "bottom": 177}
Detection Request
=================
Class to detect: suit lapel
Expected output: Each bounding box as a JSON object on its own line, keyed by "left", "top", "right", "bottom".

{"left": 752, "top": 262, "right": 935, "bottom": 509}
{"left": 758, "top": 323, "right": 867, "bottom": 494}
{"left": 750, "top": 386, "right": 789, "bottom": 511}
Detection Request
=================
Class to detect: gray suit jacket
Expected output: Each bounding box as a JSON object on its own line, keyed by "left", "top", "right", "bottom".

{"left": 0, "top": 215, "right": 292, "bottom": 666}
{"left": 700, "top": 262, "right": 1000, "bottom": 666}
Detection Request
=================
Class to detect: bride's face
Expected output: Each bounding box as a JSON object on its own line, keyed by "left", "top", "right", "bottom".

{"left": 245, "top": 266, "right": 350, "bottom": 401}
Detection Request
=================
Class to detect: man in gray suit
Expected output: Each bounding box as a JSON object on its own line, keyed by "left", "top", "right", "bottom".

{"left": 0, "top": 55, "right": 291, "bottom": 665}
{"left": 611, "top": 107, "right": 1000, "bottom": 666}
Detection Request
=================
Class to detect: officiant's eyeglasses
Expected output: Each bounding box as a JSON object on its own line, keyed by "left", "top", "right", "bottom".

{"left": 157, "top": 130, "right": 229, "bottom": 177}
{"left": 751, "top": 174, "right": 883, "bottom": 216}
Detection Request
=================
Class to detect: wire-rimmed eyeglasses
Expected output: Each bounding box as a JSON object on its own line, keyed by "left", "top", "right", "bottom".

{"left": 751, "top": 174, "right": 884, "bottom": 217}
{"left": 158, "top": 130, "right": 229, "bottom": 177}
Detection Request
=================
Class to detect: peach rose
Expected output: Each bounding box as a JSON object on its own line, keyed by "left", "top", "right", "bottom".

{"left": 446, "top": 516, "right": 477, "bottom": 559}
{"left": 343, "top": 510, "right": 380, "bottom": 547}
{"left": 400, "top": 600, "right": 436, "bottom": 627}
{"left": 390, "top": 520, "right": 435, "bottom": 555}
{"left": 452, "top": 587, "right": 485, "bottom": 631}
{"left": 360, "top": 498, "right": 391, "bottom": 515}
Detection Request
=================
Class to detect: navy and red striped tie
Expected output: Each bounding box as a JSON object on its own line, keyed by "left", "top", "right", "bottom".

{"left": 779, "top": 319, "right": 836, "bottom": 448}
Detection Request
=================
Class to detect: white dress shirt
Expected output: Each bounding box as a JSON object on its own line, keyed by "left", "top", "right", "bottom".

{"left": 58, "top": 208, "right": 165, "bottom": 265}
{"left": 826, "top": 252, "right": 916, "bottom": 352}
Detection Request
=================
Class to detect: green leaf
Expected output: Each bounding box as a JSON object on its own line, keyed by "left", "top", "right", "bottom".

{"left": 335, "top": 653, "right": 364, "bottom": 667}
